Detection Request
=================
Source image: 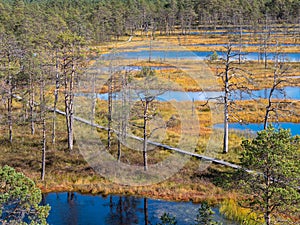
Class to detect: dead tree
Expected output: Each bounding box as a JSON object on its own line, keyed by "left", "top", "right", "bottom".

{"left": 131, "top": 67, "right": 165, "bottom": 170}
{"left": 206, "top": 45, "right": 253, "bottom": 154}
{"left": 263, "top": 45, "right": 297, "bottom": 129}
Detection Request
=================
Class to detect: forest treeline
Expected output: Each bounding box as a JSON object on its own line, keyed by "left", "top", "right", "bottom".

{"left": 0, "top": 0, "right": 299, "bottom": 43}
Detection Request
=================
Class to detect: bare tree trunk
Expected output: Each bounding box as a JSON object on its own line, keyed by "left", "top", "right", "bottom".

{"left": 264, "top": 71, "right": 278, "bottom": 130}
{"left": 264, "top": 49, "right": 279, "bottom": 130}
{"left": 264, "top": 41, "right": 268, "bottom": 69}
{"left": 7, "top": 62, "right": 13, "bottom": 144}
{"left": 263, "top": 85, "right": 274, "bottom": 129}
{"left": 91, "top": 72, "right": 96, "bottom": 126}
{"left": 117, "top": 138, "right": 121, "bottom": 162}
{"left": 264, "top": 16, "right": 269, "bottom": 69}
{"left": 68, "top": 58, "right": 75, "bottom": 151}
{"left": 143, "top": 101, "right": 149, "bottom": 171}
{"left": 263, "top": 108, "right": 271, "bottom": 130}
{"left": 41, "top": 91, "right": 46, "bottom": 181}
{"left": 265, "top": 214, "right": 271, "bottom": 225}
{"left": 41, "top": 116, "right": 46, "bottom": 181}
{"left": 21, "top": 98, "right": 28, "bottom": 122}
{"left": 238, "top": 25, "right": 242, "bottom": 64}
{"left": 223, "top": 51, "right": 230, "bottom": 154}
{"left": 64, "top": 52, "right": 74, "bottom": 152}
{"left": 223, "top": 89, "right": 229, "bottom": 154}
{"left": 41, "top": 76, "right": 46, "bottom": 181}
{"left": 64, "top": 56, "right": 70, "bottom": 149}
{"left": 107, "top": 74, "right": 112, "bottom": 151}
{"left": 52, "top": 50, "right": 59, "bottom": 145}
{"left": 29, "top": 71, "right": 35, "bottom": 135}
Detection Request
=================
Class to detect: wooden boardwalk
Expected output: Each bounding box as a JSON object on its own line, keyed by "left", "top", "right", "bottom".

{"left": 12, "top": 94, "right": 255, "bottom": 173}
{"left": 53, "top": 108, "right": 253, "bottom": 172}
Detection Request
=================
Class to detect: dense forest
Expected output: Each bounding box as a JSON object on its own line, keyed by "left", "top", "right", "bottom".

{"left": 0, "top": 0, "right": 299, "bottom": 43}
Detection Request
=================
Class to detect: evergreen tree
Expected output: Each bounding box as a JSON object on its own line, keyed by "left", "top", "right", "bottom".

{"left": 240, "top": 126, "right": 300, "bottom": 225}
{"left": 0, "top": 165, "right": 50, "bottom": 224}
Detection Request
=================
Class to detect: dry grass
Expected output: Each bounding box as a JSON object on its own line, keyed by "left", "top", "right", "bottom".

{"left": 220, "top": 199, "right": 263, "bottom": 225}
{"left": 0, "top": 102, "right": 234, "bottom": 203}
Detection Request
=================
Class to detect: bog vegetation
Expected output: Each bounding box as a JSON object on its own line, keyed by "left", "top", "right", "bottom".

{"left": 0, "top": 0, "right": 299, "bottom": 224}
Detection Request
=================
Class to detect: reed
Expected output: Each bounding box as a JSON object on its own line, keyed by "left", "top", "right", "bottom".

{"left": 220, "top": 199, "right": 263, "bottom": 225}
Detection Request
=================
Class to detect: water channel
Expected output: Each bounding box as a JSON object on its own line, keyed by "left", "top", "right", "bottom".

{"left": 190, "top": 43, "right": 300, "bottom": 47}
{"left": 95, "top": 86, "right": 300, "bottom": 101}
{"left": 44, "top": 192, "right": 237, "bottom": 225}
{"left": 105, "top": 50, "right": 300, "bottom": 62}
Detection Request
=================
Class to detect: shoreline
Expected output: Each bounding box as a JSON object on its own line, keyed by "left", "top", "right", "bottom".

{"left": 36, "top": 174, "right": 234, "bottom": 205}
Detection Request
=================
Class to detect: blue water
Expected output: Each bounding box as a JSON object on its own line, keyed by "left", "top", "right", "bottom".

{"left": 94, "top": 86, "right": 300, "bottom": 101}
{"left": 44, "top": 192, "right": 237, "bottom": 225}
{"left": 213, "top": 122, "right": 300, "bottom": 136}
{"left": 190, "top": 31, "right": 295, "bottom": 35}
{"left": 102, "top": 50, "right": 300, "bottom": 62}
{"left": 191, "top": 43, "right": 300, "bottom": 47}
{"left": 122, "top": 65, "right": 174, "bottom": 71}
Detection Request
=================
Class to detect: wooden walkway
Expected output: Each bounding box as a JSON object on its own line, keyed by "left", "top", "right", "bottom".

{"left": 53, "top": 108, "right": 253, "bottom": 172}
{"left": 12, "top": 94, "right": 254, "bottom": 172}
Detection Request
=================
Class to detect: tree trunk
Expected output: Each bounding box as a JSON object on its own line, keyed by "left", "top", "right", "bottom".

{"left": 68, "top": 58, "right": 75, "bottom": 151}
{"left": 223, "top": 91, "right": 229, "bottom": 154}
{"left": 263, "top": 108, "right": 270, "bottom": 130}
{"left": 40, "top": 72, "right": 46, "bottom": 181}
{"left": 223, "top": 50, "right": 230, "bottom": 154}
{"left": 238, "top": 25, "right": 242, "bottom": 64}
{"left": 7, "top": 60, "right": 13, "bottom": 144}
{"left": 52, "top": 50, "right": 59, "bottom": 145}
{"left": 265, "top": 214, "right": 271, "bottom": 225}
{"left": 41, "top": 116, "right": 46, "bottom": 181}
{"left": 107, "top": 74, "right": 112, "bottom": 151}
{"left": 91, "top": 72, "right": 96, "bottom": 126}
{"left": 264, "top": 43, "right": 268, "bottom": 69}
{"left": 41, "top": 107, "right": 46, "bottom": 181}
{"left": 117, "top": 138, "right": 121, "bottom": 162}
{"left": 264, "top": 165, "right": 271, "bottom": 225}
{"left": 63, "top": 52, "right": 74, "bottom": 152}
{"left": 29, "top": 67, "right": 35, "bottom": 135}
{"left": 143, "top": 101, "right": 149, "bottom": 171}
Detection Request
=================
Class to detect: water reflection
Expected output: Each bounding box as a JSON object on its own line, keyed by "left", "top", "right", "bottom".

{"left": 44, "top": 192, "right": 237, "bottom": 225}
{"left": 105, "top": 196, "right": 141, "bottom": 225}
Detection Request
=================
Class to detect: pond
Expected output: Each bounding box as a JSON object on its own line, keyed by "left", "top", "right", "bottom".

{"left": 213, "top": 122, "right": 300, "bottom": 136}
{"left": 43, "top": 192, "right": 237, "bottom": 225}
{"left": 94, "top": 86, "right": 300, "bottom": 101}
{"left": 103, "top": 50, "right": 300, "bottom": 62}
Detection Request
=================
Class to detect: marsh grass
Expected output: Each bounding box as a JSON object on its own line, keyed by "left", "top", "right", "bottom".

{"left": 220, "top": 199, "right": 263, "bottom": 225}
{"left": 0, "top": 97, "right": 242, "bottom": 204}
{"left": 1, "top": 32, "right": 298, "bottom": 214}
